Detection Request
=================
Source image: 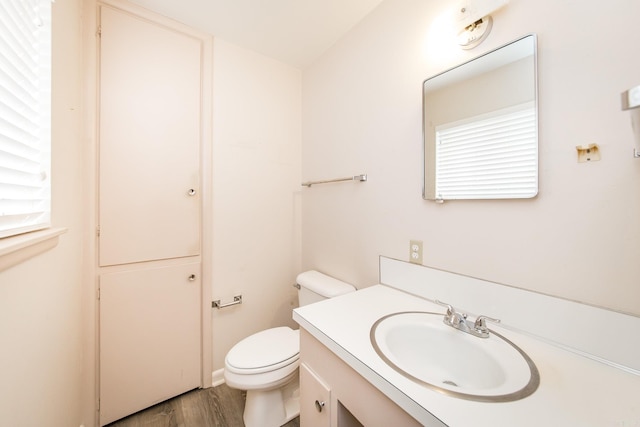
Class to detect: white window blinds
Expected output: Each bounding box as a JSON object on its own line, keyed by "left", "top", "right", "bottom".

{"left": 435, "top": 102, "right": 537, "bottom": 200}
{"left": 0, "top": 0, "right": 52, "bottom": 238}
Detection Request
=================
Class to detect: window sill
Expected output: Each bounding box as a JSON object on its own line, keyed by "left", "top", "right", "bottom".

{"left": 0, "top": 228, "right": 68, "bottom": 273}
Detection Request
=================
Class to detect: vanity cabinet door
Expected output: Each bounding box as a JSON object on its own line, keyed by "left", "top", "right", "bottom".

{"left": 300, "top": 363, "right": 331, "bottom": 427}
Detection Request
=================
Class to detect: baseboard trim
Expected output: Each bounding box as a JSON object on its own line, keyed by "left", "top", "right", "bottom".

{"left": 212, "top": 368, "right": 225, "bottom": 387}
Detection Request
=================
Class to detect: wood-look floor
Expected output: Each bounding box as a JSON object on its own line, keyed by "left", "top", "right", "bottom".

{"left": 106, "top": 384, "right": 300, "bottom": 427}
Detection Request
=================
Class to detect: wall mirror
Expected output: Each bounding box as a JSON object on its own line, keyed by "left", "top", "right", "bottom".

{"left": 423, "top": 34, "right": 538, "bottom": 201}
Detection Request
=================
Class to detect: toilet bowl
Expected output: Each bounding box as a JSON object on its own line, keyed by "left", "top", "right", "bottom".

{"left": 225, "top": 327, "right": 300, "bottom": 427}
{"left": 223, "top": 271, "right": 356, "bottom": 427}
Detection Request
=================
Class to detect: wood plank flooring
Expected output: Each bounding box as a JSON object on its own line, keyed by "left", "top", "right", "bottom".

{"left": 105, "top": 384, "right": 300, "bottom": 427}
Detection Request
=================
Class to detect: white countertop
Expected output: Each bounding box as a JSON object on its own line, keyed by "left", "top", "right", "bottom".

{"left": 293, "top": 285, "right": 640, "bottom": 427}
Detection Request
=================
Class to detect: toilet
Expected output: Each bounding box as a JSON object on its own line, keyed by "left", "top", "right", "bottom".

{"left": 224, "top": 270, "right": 356, "bottom": 427}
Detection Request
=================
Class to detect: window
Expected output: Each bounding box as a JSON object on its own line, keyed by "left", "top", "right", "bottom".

{"left": 435, "top": 102, "right": 537, "bottom": 200}
{"left": 0, "top": 0, "right": 52, "bottom": 239}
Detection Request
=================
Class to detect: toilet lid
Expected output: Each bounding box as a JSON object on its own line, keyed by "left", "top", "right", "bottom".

{"left": 226, "top": 327, "right": 299, "bottom": 374}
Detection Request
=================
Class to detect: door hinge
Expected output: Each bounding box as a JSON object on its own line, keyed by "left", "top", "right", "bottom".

{"left": 96, "top": 225, "right": 100, "bottom": 237}
{"left": 96, "top": 25, "right": 101, "bottom": 38}
{"left": 97, "top": 288, "right": 100, "bottom": 300}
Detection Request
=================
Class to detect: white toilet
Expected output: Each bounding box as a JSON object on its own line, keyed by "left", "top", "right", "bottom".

{"left": 224, "top": 270, "right": 356, "bottom": 427}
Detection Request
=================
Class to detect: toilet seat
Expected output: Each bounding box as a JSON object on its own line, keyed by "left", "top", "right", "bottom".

{"left": 225, "top": 327, "right": 300, "bottom": 375}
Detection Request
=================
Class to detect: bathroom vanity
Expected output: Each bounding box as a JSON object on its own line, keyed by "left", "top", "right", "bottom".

{"left": 299, "top": 329, "right": 422, "bottom": 427}
{"left": 293, "top": 257, "right": 640, "bottom": 426}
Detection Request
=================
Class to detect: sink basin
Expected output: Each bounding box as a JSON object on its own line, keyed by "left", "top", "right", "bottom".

{"left": 370, "top": 311, "right": 539, "bottom": 402}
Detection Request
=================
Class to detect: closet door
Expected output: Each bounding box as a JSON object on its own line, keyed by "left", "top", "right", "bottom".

{"left": 96, "top": 4, "right": 208, "bottom": 425}
{"left": 99, "top": 263, "right": 201, "bottom": 425}
{"left": 98, "top": 5, "right": 202, "bottom": 267}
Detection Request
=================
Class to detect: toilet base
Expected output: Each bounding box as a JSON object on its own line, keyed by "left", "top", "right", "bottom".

{"left": 243, "top": 373, "right": 300, "bottom": 427}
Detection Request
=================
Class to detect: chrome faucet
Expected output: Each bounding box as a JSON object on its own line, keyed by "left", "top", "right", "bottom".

{"left": 435, "top": 300, "right": 500, "bottom": 338}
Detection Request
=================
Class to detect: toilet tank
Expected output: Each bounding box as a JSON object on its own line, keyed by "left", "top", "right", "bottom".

{"left": 296, "top": 270, "right": 356, "bottom": 306}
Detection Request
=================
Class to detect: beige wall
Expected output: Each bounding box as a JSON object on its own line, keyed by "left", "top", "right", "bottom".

{"left": 6, "top": 0, "right": 640, "bottom": 425}
{"left": 302, "top": 0, "right": 640, "bottom": 316}
{"left": 211, "top": 38, "right": 302, "bottom": 372}
{"left": 0, "top": 0, "right": 85, "bottom": 426}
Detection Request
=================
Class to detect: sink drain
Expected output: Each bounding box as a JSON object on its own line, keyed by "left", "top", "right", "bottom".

{"left": 442, "top": 380, "right": 458, "bottom": 387}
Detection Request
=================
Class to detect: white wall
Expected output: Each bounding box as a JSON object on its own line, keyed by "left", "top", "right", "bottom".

{"left": 302, "top": 0, "right": 640, "bottom": 316}
{"left": 211, "top": 39, "right": 302, "bottom": 371}
{"left": 0, "top": 1, "right": 85, "bottom": 426}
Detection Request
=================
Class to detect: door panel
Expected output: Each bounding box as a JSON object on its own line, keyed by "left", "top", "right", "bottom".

{"left": 99, "top": 263, "right": 201, "bottom": 425}
{"left": 98, "top": 6, "right": 202, "bottom": 266}
{"left": 300, "top": 363, "right": 331, "bottom": 427}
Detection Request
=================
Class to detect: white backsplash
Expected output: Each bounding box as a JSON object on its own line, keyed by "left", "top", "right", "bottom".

{"left": 379, "top": 256, "right": 640, "bottom": 374}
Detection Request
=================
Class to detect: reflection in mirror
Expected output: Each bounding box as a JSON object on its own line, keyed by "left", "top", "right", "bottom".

{"left": 423, "top": 34, "right": 538, "bottom": 201}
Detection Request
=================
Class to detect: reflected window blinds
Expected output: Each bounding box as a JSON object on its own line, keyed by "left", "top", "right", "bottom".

{"left": 435, "top": 102, "right": 537, "bottom": 200}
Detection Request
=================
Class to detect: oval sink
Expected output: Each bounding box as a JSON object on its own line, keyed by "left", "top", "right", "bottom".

{"left": 370, "top": 311, "right": 539, "bottom": 402}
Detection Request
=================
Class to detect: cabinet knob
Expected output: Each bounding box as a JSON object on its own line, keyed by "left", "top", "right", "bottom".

{"left": 188, "top": 274, "right": 196, "bottom": 281}
{"left": 314, "top": 400, "right": 325, "bottom": 413}
{"left": 187, "top": 188, "right": 196, "bottom": 196}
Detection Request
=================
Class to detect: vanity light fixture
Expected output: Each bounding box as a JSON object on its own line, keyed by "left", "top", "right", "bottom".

{"left": 454, "top": 0, "right": 509, "bottom": 49}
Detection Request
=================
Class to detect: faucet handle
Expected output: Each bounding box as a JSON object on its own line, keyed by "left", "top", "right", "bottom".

{"left": 474, "top": 315, "right": 501, "bottom": 333}
{"left": 434, "top": 299, "right": 454, "bottom": 315}
{"left": 435, "top": 300, "right": 468, "bottom": 326}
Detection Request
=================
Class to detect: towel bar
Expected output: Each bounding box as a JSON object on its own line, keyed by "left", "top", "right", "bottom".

{"left": 301, "top": 174, "right": 367, "bottom": 187}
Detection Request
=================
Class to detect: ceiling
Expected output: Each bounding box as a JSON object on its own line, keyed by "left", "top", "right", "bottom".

{"left": 127, "top": 0, "right": 385, "bottom": 69}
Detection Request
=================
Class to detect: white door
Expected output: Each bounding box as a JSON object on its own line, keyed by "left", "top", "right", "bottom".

{"left": 98, "top": 5, "right": 202, "bottom": 267}
{"left": 97, "top": 4, "right": 207, "bottom": 425}
{"left": 99, "top": 263, "right": 201, "bottom": 425}
{"left": 300, "top": 363, "right": 332, "bottom": 427}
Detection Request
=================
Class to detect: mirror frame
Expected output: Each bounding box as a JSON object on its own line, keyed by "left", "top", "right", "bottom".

{"left": 422, "top": 34, "right": 538, "bottom": 201}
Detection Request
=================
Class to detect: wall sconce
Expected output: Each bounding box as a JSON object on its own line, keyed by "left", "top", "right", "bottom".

{"left": 454, "top": 0, "right": 509, "bottom": 49}
{"left": 621, "top": 84, "right": 640, "bottom": 158}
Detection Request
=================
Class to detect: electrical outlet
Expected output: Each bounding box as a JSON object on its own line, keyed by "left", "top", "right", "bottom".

{"left": 409, "top": 240, "right": 423, "bottom": 265}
